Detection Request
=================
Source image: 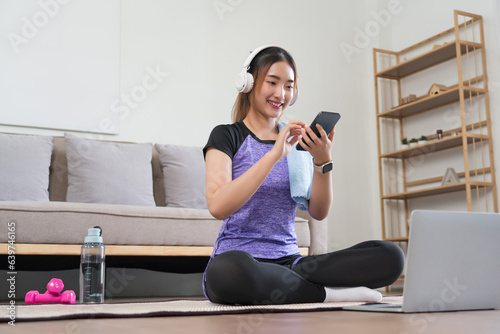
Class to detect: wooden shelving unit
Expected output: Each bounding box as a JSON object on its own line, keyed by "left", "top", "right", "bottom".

{"left": 380, "top": 133, "right": 489, "bottom": 159}
{"left": 372, "top": 10, "right": 498, "bottom": 278}
{"left": 378, "top": 86, "right": 485, "bottom": 118}
{"left": 376, "top": 41, "right": 482, "bottom": 79}
{"left": 382, "top": 181, "right": 493, "bottom": 200}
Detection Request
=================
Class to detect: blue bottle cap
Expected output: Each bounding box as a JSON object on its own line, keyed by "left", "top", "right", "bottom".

{"left": 85, "top": 227, "right": 103, "bottom": 243}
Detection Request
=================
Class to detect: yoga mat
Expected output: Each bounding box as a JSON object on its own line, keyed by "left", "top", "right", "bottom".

{"left": 1, "top": 296, "right": 403, "bottom": 322}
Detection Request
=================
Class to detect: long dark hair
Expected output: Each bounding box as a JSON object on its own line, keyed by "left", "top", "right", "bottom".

{"left": 232, "top": 47, "right": 297, "bottom": 122}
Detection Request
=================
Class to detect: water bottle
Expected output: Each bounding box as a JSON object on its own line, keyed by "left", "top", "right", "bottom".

{"left": 80, "top": 226, "right": 105, "bottom": 303}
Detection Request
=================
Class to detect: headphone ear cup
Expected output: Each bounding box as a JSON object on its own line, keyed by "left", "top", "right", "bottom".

{"left": 289, "top": 86, "right": 298, "bottom": 106}
{"left": 235, "top": 70, "right": 246, "bottom": 92}
{"left": 235, "top": 70, "right": 254, "bottom": 93}
{"left": 243, "top": 72, "right": 254, "bottom": 93}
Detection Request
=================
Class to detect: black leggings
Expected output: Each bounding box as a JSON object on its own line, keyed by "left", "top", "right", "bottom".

{"left": 204, "top": 240, "right": 404, "bottom": 305}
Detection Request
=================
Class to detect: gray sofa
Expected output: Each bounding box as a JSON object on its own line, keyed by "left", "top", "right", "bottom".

{"left": 0, "top": 133, "right": 327, "bottom": 298}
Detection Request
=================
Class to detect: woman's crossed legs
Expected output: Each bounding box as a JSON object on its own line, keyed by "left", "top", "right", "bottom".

{"left": 204, "top": 240, "right": 405, "bottom": 305}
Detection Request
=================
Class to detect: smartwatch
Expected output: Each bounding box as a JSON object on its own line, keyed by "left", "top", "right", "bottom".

{"left": 313, "top": 160, "right": 333, "bottom": 174}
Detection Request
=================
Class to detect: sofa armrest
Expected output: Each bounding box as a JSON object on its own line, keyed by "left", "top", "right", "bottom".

{"left": 295, "top": 209, "right": 327, "bottom": 255}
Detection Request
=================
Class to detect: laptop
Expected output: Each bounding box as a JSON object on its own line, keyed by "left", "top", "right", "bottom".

{"left": 343, "top": 210, "right": 500, "bottom": 313}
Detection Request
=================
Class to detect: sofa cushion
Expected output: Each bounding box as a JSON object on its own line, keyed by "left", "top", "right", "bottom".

{"left": 0, "top": 133, "right": 54, "bottom": 201}
{"left": 155, "top": 144, "right": 207, "bottom": 209}
{"left": 0, "top": 201, "right": 311, "bottom": 247}
{"left": 65, "top": 133, "right": 155, "bottom": 206}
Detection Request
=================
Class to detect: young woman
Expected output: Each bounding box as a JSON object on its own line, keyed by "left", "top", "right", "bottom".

{"left": 203, "top": 46, "right": 404, "bottom": 305}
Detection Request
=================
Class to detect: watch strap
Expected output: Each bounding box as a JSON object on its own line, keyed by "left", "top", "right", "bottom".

{"left": 313, "top": 160, "right": 333, "bottom": 174}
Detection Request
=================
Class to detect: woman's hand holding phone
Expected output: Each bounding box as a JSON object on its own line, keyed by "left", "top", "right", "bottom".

{"left": 296, "top": 111, "right": 340, "bottom": 152}
{"left": 299, "top": 123, "right": 335, "bottom": 164}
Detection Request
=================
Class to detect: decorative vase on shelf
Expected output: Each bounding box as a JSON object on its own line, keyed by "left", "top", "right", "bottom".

{"left": 401, "top": 138, "right": 409, "bottom": 149}
{"left": 409, "top": 138, "right": 419, "bottom": 147}
{"left": 418, "top": 135, "right": 428, "bottom": 145}
{"left": 436, "top": 129, "right": 443, "bottom": 140}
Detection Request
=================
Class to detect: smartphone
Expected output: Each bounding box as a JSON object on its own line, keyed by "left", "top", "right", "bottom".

{"left": 296, "top": 111, "right": 341, "bottom": 151}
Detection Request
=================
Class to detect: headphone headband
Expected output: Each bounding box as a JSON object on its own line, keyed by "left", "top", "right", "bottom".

{"left": 241, "top": 44, "right": 276, "bottom": 69}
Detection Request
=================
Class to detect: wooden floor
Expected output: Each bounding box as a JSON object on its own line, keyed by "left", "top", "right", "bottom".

{"left": 2, "top": 291, "right": 500, "bottom": 334}
{"left": 4, "top": 308, "right": 500, "bottom": 334}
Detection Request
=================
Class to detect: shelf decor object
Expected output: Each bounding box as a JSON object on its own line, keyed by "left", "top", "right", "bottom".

{"left": 441, "top": 167, "right": 461, "bottom": 186}
{"left": 428, "top": 83, "right": 449, "bottom": 96}
{"left": 372, "top": 10, "right": 498, "bottom": 287}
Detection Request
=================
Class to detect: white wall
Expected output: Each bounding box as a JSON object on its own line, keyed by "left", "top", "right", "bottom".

{"left": 1, "top": 0, "right": 498, "bottom": 251}
{"left": 0, "top": 0, "right": 121, "bottom": 134}
{"left": 375, "top": 0, "right": 500, "bottom": 216}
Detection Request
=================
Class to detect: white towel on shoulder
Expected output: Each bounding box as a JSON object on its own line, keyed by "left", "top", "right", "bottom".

{"left": 278, "top": 122, "right": 313, "bottom": 211}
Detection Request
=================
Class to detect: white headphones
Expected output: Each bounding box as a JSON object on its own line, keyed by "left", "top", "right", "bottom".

{"left": 235, "top": 45, "right": 298, "bottom": 106}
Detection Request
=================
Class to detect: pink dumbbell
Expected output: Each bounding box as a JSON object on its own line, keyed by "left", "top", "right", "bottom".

{"left": 25, "top": 278, "right": 76, "bottom": 304}
{"left": 25, "top": 290, "right": 76, "bottom": 304}
{"left": 47, "top": 278, "right": 64, "bottom": 295}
